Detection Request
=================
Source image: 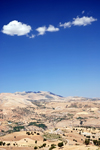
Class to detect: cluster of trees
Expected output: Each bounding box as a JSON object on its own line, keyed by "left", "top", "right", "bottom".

{"left": 28, "top": 122, "right": 47, "bottom": 130}
{"left": 33, "top": 142, "right": 63, "bottom": 150}
{"left": 85, "top": 138, "right": 100, "bottom": 146}
{"left": 39, "top": 143, "right": 46, "bottom": 148}
{"left": 0, "top": 141, "right": 5, "bottom": 146}
{"left": 0, "top": 141, "right": 19, "bottom": 147}
{"left": 49, "top": 142, "right": 63, "bottom": 150}
{"left": 0, "top": 141, "right": 10, "bottom": 146}
{"left": 33, "top": 143, "right": 46, "bottom": 149}
{"left": 93, "top": 140, "right": 100, "bottom": 146}
{"left": 26, "top": 131, "right": 40, "bottom": 135}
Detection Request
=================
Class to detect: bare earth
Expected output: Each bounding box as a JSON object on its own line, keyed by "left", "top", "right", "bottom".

{"left": 0, "top": 91, "right": 100, "bottom": 149}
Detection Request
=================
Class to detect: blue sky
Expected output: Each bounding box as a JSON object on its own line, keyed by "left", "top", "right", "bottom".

{"left": 0, "top": 0, "right": 100, "bottom": 97}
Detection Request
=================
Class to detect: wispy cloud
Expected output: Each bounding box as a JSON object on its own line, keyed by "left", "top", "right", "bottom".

{"left": 72, "top": 16, "right": 97, "bottom": 26}
{"left": 82, "top": 10, "right": 85, "bottom": 14}
{"left": 2, "top": 20, "right": 32, "bottom": 36}
{"left": 47, "top": 25, "right": 59, "bottom": 32}
{"left": 59, "top": 22, "right": 72, "bottom": 28}
{"left": 36, "top": 26, "right": 47, "bottom": 35}
{"left": 27, "top": 34, "right": 35, "bottom": 38}
{"left": 59, "top": 16, "right": 97, "bottom": 28}
{"left": 29, "top": 34, "right": 35, "bottom": 38}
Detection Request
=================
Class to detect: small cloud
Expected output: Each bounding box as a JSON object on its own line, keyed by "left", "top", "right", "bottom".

{"left": 36, "top": 25, "right": 59, "bottom": 35}
{"left": 29, "top": 34, "right": 35, "bottom": 38}
{"left": 82, "top": 10, "right": 85, "bottom": 14}
{"left": 27, "top": 34, "right": 35, "bottom": 38}
{"left": 72, "top": 16, "right": 97, "bottom": 26}
{"left": 30, "top": 34, "right": 35, "bottom": 38}
{"left": 36, "top": 26, "right": 47, "bottom": 35}
{"left": 47, "top": 25, "right": 59, "bottom": 32}
{"left": 2, "top": 20, "right": 32, "bottom": 36}
{"left": 59, "top": 22, "right": 72, "bottom": 28}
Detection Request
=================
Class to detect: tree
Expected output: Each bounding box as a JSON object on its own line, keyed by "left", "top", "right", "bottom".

{"left": 0, "top": 141, "right": 3, "bottom": 146}
{"left": 7, "top": 143, "right": 10, "bottom": 146}
{"left": 35, "top": 140, "right": 37, "bottom": 144}
{"left": 43, "top": 138, "right": 47, "bottom": 141}
{"left": 49, "top": 144, "right": 56, "bottom": 150}
{"left": 3, "top": 142, "right": 6, "bottom": 146}
{"left": 43, "top": 143, "right": 46, "bottom": 147}
{"left": 26, "top": 131, "right": 31, "bottom": 135}
{"left": 85, "top": 139, "right": 90, "bottom": 145}
{"left": 31, "top": 132, "right": 34, "bottom": 135}
{"left": 97, "top": 140, "right": 100, "bottom": 146}
{"left": 58, "top": 142, "right": 63, "bottom": 148}
{"left": 86, "top": 136, "right": 90, "bottom": 138}
{"left": 93, "top": 140, "right": 97, "bottom": 145}
{"left": 80, "top": 120, "right": 83, "bottom": 125}
{"left": 34, "top": 146, "right": 38, "bottom": 149}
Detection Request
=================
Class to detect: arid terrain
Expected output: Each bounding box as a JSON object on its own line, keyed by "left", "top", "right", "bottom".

{"left": 0, "top": 91, "right": 100, "bottom": 149}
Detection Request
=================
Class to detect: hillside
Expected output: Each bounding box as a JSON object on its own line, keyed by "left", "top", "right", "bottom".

{"left": 0, "top": 91, "right": 100, "bottom": 136}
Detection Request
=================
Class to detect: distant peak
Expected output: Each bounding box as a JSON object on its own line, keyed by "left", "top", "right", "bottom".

{"left": 25, "top": 91, "right": 41, "bottom": 94}
{"left": 48, "top": 91, "right": 63, "bottom": 97}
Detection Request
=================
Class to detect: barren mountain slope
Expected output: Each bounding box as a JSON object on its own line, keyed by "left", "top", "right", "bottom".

{"left": 0, "top": 91, "right": 100, "bottom": 136}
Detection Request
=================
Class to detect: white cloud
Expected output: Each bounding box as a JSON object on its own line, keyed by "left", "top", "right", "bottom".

{"left": 29, "top": 34, "right": 35, "bottom": 38}
{"left": 59, "top": 22, "right": 72, "bottom": 28}
{"left": 82, "top": 10, "right": 85, "bottom": 14}
{"left": 2, "top": 20, "right": 32, "bottom": 36}
{"left": 36, "top": 25, "right": 59, "bottom": 35}
{"left": 27, "top": 34, "right": 35, "bottom": 38}
{"left": 2, "top": 15, "right": 98, "bottom": 38}
{"left": 47, "top": 25, "right": 59, "bottom": 32}
{"left": 72, "top": 16, "right": 97, "bottom": 26}
{"left": 36, "top": 26, "right": 47, "bottom": 35}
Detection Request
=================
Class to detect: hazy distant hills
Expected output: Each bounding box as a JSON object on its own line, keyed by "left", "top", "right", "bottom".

{"left": 0, "top": 91, "right": 100, "bottom": 109}
{"left": 0, "top": 91, "right": 64, "bottom": 109}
